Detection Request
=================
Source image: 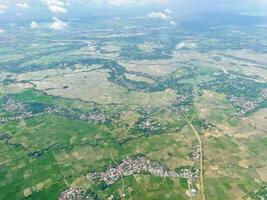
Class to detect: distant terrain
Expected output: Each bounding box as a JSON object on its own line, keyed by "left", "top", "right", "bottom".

{"left": 0, "top": 12, "right": 267, "bottom": 200}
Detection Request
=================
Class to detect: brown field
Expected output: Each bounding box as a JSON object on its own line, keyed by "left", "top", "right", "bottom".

{"left": 119, "top": 60, "right": 178, "bottom": 76}
{"left": 32, "top": 69, "right": 176, "bottom": 106}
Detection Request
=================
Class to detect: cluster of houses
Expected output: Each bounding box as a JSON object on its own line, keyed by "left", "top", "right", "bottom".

{"left": 229, "top": 96, "right": 256, "bottom": 116}
{"left": 0, "top": 97, "right": 36, "bottom": 123}
{"left": 135, "top": 106, "right": 163, "bottom": 134}
{"left": 172, "top": 93, "right": 193, "bottom": 112}
{"left": 137, "top": 117, "right": 162, "bottom": 134}
{"left": 0, "top": 96, "right": 46, "bottom": 123}
{"left": 80, "top": 111, "right": 107, "bottom": 124}
{"left": 191, "top": 145, "right": 201, "bottom": 161}
{"left": 174, "top": 94, "right": 191, "bottom": 106}
{"left": 4, "top": 96, "right": 25, "bottom": 113}
{"left": 0, "top": 96, "right": 107, "bottom": 125}
{"left": 229, "top": 89, "right": 267, "bottom": 116}
{"left": 136, "top": 105, "right": 155, "bottom": 115}
{"left": 87, "top": 156, "right": 199, "bottom": 185}
{"left": 46, "top": 107, "right": 107, "bottom": 124}
{"left": 0, "top": 112, "right": 37, "bottom": 123}
{"left": 59, "top": 188, "right": 95, "bottom": 200}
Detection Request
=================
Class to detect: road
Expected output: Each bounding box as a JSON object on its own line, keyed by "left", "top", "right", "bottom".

{"left": 181, "top": 110, "right": 206, "bottom": 200}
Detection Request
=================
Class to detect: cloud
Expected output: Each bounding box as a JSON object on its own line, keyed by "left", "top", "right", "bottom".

{"left": 0, "top": 4, "right": 8, "bottom": 14}
{"left": 16, "top": 3, "right": 30, "bottom": 8}
{"left": 48, "top": 5, "right": 67, "bottom": 13}
{"left": 45, "top": 0, "right": 66, "bottom": 6}
{"left": 0, "top": 28, "right": 5, "bottom": 34}
{"left": 80, "top": 0, "right": 167, "bottom": 6}
{"left": 108, "top": 0, "right": 136, "bottom": 5}
{"left": 147, "top": 8, "right": 174, "bottom": 22}
{"left": 176, "top": 41, "right": 197, "bottom": 49}
{"left": 107, "top": 0, "right": 165, "bottom": 5}
{"left": 30, "top": 21, "right": 41, "bottom": 29}
{"left": 167, "top": 0, "right": 267, "bottom": 14}
{"left": 108, "top": 0, "right": 167, "bottom": 5}
{"left": 170, "top": 20, "right": 176, "bottom": 25}
{"left": 164, "top": 8, "right": 172, "bottom": 14}
{"left": 43, "top": 0, "right": 68, "bottom": 14}
{"left": 147, "top": 11, "right": 170, "bottom": 20}
{"left": 48, "top": 17, "right": 67, "bottom": 30}
{"left": 80, "top": 0, "right": 267, "bottom": 14}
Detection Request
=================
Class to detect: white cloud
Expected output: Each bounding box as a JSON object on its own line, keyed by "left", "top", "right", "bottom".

{"left": 108, "top": 0, "right": 134, "bottom": 5}
{"left": 257, "top": 24, "right": 267, "bottom": 27}
{"left": 16, "top": 3, "right": 30, "bottom": 8}
{"left": 48, "top": 17, "right": 67, "bottom": 30}
{"left": 147, "top": 11, "right": 170, "bottom": 20}
{"left": 170, "top": 20, "right": 176, "bottom": 25}
{"left": 48, "top": 5, "right": 67, "bottom": 13}
{"left": 108, "top": 0, "right": 166, "bottom": 5}
{"left": 164, "top": 8, "right": 172, "bottom": 14}
{"left": 86, "top": 0, "right": 167, "bottom": 6}
{"left": 176, "top": 41, "right": 197, "bottom": 49}
{"left": 147, "top": 8, "right": 175, "bottom": 23}
{"left": 30, "top": 21, "right": 41, "bottom": 29}
{"left": 43, "top": 0, "right": 68, "bottom": 14}
{"left": 0, "top": 28, "right": 5, "bottom": 34}
{"left": 0, "top": 4, "right": 8, "bottom": 14}
{"left": 45, "top": 0, "right": 66, "bottom": 6}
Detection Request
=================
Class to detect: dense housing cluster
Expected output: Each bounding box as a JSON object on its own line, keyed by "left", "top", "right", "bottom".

{"left": 133, "top": 116, "right": 163, "bottom": 135}
{"left": 59, "top": 188, "right": 95, "bottom": 200}
{"left": 87, "top": 156, "right": 199, "bottom": 185}
{"left": 0, "top": 97, "right": 108, "bottom": 125}
{"left": 229, "top": 89, "right": 267, "bottom": 116}
{"left": 199, "top": 72, "right": 267, "bottom": 116}
{"left": 191, "top": 145, "right": 201, "bottom": 161}
{"left": 47, "top": 107, "right": 108, "bottom": 124}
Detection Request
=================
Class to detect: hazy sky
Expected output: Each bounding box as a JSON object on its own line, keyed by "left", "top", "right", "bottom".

{"left": 0, "top": 0, "right": 267, "bottom": 14}
{"left": 0, "top": 0, "right": 266, "bottom": 31}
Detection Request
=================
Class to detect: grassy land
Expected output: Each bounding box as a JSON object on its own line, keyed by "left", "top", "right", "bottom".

{"left": 0, "top": 109, "right": 195, "bottom": 199}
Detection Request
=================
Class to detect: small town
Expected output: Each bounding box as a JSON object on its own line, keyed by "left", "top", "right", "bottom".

{"left": 0, "top": 97, "right": 108, "bottom": 125}
{"left": 229, "top": 88, "right": 267, "bottom": 116}
{"left": 87, "top": 156, "right": 199, "bottom": 185}
{"left": 47, "top": 107, "right": 107, "bottom": 124}
{"left": 59, "top": 188, "right": 95, "bottom": 200}
{"left": 0, "top": 96, "right": 36, "bottom": 123}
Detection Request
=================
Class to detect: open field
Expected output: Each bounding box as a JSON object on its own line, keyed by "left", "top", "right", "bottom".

{"left": 32, "top": 69, "right": 177, "bottom": 106}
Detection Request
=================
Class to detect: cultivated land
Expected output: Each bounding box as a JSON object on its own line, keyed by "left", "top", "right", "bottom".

{"left": 0, "top": 14, "right": 267, "bottom": 200}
